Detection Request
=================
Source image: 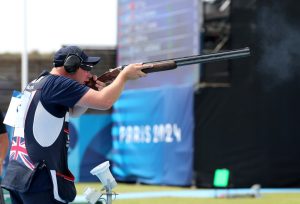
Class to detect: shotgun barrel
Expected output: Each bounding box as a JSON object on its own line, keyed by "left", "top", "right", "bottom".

{"left": 141, "top": 47, "right": 250, "bottom": 73}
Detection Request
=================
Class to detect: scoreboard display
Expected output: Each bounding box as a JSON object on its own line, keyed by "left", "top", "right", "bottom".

{"left": 117, "top": 0, "right": 202, "bottom": 89}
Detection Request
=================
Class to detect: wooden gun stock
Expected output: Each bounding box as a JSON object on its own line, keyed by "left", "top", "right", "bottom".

{"left": 86, "top": 61, "right": 177, "bottom": 90}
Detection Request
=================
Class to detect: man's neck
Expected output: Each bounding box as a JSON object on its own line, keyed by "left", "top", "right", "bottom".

{"left": 50, "top": 67, "right": 66, "bottom": 76}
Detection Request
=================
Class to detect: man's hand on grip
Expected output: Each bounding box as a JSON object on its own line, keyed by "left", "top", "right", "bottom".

{"left": 91, "top": 75, "right": 106, "bottom": 91}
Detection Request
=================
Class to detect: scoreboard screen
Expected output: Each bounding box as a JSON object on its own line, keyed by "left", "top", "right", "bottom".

{"left": 117, "top": 0, "right": 202, "bottom": 89}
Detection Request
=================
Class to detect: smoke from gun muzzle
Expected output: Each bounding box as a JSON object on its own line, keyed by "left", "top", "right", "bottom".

{"left": 256, "top": 3, "right": 300, "bottom": 91}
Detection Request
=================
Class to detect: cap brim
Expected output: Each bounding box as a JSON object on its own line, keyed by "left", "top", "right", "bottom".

{"left": 84, "top": 56, "right": 101, "bottom": 65}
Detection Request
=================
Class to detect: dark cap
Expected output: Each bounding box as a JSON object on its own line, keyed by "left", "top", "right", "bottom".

{"left": 53, "top": 46, "right": 101, "bottom": 68}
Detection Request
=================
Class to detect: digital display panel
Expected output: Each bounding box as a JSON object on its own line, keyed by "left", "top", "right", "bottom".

{"left": 117, "top": 0, "right": 201, "bottom": 89}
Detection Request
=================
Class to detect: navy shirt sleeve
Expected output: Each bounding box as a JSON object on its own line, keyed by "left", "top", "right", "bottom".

{"left": 42, "top": 75, "right": 89, "bottom": 108}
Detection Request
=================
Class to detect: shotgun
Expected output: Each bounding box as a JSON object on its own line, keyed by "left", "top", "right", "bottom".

{"left": 86, "top": 47, "right": 251, "bottom": 89}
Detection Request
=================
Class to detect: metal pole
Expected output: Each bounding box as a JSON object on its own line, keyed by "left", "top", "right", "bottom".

{"left": 21, "top": 0, "right": 28, "bottom": 91}
{"left": 105, "top": 180, "right": 113, "bottom": 204}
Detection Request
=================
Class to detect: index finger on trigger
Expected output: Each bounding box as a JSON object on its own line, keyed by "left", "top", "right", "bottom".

{"left": 96, "top": 81, "right": 106, "bottom": 86}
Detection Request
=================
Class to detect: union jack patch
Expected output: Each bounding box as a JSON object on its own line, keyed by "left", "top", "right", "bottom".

{"left": 10, "top": 136, "right": 35, "bottom": 170}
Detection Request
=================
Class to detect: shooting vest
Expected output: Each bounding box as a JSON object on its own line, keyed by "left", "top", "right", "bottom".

{"left": 2, "top": 71, "right": 76, "bottom": 203}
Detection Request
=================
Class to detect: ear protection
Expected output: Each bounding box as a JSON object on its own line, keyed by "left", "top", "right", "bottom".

{"left": 63, "top": 54, "right": 83, "bottom": 74}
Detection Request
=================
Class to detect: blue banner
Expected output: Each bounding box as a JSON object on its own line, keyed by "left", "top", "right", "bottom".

{"left": 68, "top": 114, "right": 112, "bottom": 182}
{"left": 111, "top": 84, "right": 194, "bottom": 186}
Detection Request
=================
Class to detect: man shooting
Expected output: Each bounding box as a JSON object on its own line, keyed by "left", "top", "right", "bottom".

{"left": 1, "top": 45, "right": 146, "bottom": 204}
